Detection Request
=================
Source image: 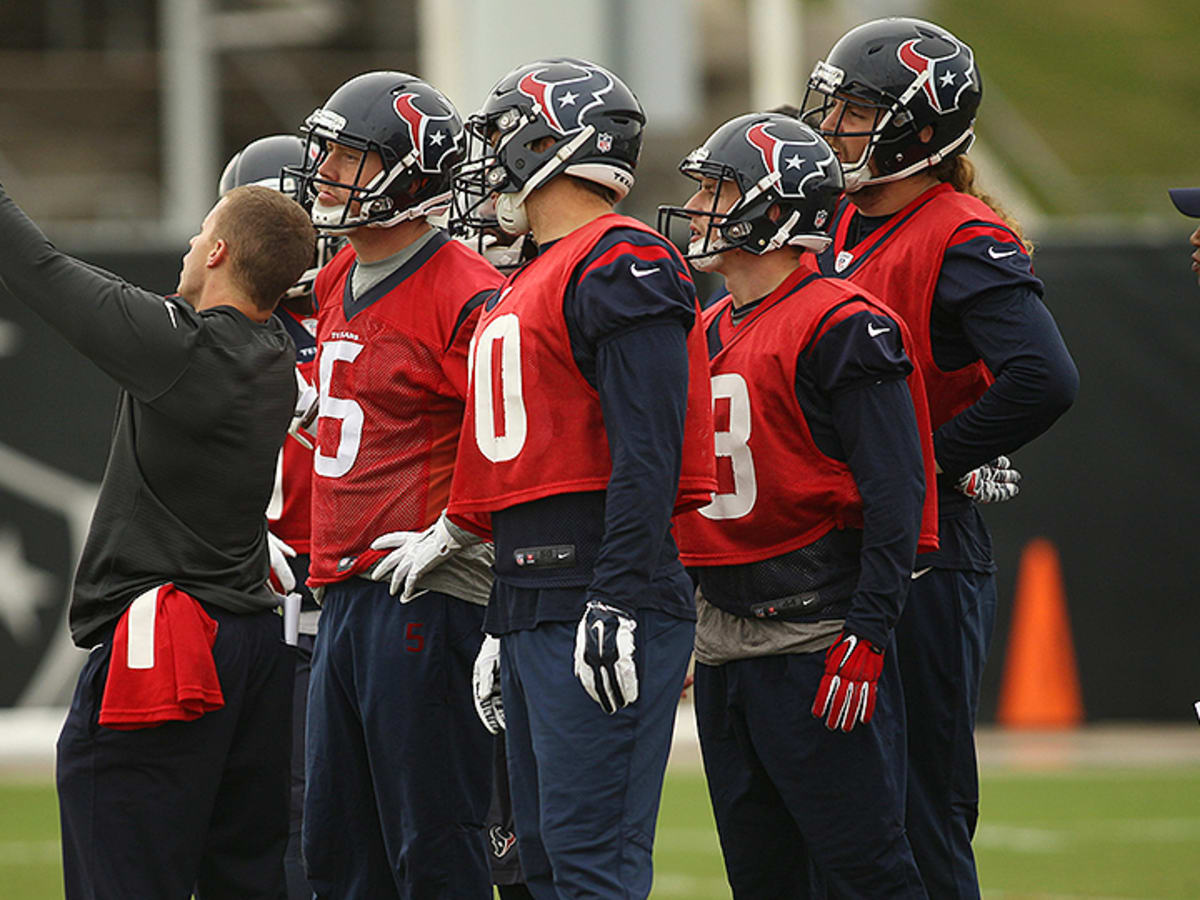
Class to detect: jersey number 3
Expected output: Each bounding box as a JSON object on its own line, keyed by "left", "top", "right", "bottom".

{"left": 699, "top": 372, "right": 757, "bottom": 520}
{"left": 470, "top": 313, "right": 528, "bottom": 462}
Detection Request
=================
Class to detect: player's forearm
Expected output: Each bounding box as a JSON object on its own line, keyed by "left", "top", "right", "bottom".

{"left": 0, "top": 186, "right": 115, "bottom": 342}
{"left": 0, "top": 184, "right": 194, "bottom": 397}
{"left": 834, "top": 379, "right": 925, "bottom": 645}
{"left": 588, "top": 322, "right": 689, "bottom": 605}
{"left": 936, "top": 290, "right": 1079, "bottom": 477}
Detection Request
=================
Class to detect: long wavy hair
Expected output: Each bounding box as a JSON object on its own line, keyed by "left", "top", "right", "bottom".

{"left": 931, "top": 155, "right": 1033, "bottom": 254}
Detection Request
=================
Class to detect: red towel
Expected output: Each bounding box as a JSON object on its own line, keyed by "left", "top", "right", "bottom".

{"left": 98, "top": 583, "right": 224, "bottom": 729}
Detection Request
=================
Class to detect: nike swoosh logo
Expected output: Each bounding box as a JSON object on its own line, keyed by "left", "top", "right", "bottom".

{"left": 911, "top": 567, "right": 932, "bottom": 580}
{"left": 630, "top": 264, "right": 660, "bottom": 278}
{"left": 988, "top": 246, "right": 1018, "bottom": 259}
{"left": 867, "top": 323, "right": 891, "bottom": 338}
{"left": 163, "top": 301, "right": 179, "bottom": 329}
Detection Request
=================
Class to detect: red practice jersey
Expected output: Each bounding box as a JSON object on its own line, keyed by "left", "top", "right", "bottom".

{"left": 448, "top": 214, "right": 716, "bottom": 525}
{"left": 308, "top": 233, "right": 502, "bottom": 585}
{"left": 675, "top": 264, "right": 938, "bottom": 566}
{"left": 267, "top": 304, "right": 318, "bottom": 552}
{"left": 823, "top": 183, "right": 1001, "bottom": 428}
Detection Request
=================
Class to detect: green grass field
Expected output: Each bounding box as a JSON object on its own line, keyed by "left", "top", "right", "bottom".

{"left": 4, "top": 765, "right": 1199, "bottom": 899}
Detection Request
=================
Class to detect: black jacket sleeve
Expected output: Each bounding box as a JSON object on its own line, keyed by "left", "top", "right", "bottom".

{"left": 0, "top": 184, "right": 197, "bottom": 401}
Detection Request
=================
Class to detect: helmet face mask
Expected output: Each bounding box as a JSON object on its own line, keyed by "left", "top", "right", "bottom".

{"left": 657, "top": 113, "right": 843, "bottom": 266}
{"left": 800, "top": 17, "right": 981, "bottom": 191}
{"left": 285, "top": 72, "right": 464, "bottom": 233}
{"left": 451, "top": 58, "right": 644, "bottom": 236}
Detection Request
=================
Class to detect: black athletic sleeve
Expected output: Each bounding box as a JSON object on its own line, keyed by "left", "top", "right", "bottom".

{"left": 930, "top": 227, "right": 1079, "bottom": 478}
{"left": 807, "top": 308, "right": 924, "bottom": 646}
{"left": 563, "top": 227, "right": 697, "bottom": 609}
{"left": 0, "top": 184, "right": 197, "bottom": 401}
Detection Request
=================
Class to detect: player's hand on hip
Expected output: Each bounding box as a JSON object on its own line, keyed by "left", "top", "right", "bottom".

{"left": 368, "top": 529, "right": 423, "bottom": 595}
{"left": 956, "top": 455, "right": 1022, "bottom": 503}
{"left": 812, "top": 632, "right": 885, "bottom": 732}
{"left": 371, "top": 512, "right": 475, "bottom": 602}
{"left": 473, "top": 635, "right": 505, "bottom": 734}
{"left": 573, "top": 600, "right": 638, "bottom": 714}
{"left": 266, "top": 531, "right": 297, "bottom": 594}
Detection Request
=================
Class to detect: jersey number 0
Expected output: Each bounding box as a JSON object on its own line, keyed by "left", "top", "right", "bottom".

{"left": 470, "top": 313, "right": 528, "bottom": 462}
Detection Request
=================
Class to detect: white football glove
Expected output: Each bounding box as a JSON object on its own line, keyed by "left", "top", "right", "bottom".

{"left": 288, "top": 368, "right": 320, "bottom": 450}
{"left": 369, "top": 512, "right": 478, "bottom": 602}
{"left": 472, "top": 635, "right": 505, "bottom": 734}
{"left": 368, "top": 529, "right": 423, "bottom": 595}
{"left": 956, "top": 455, "right": 1022, "bottom": 504}
{"left": 267, "top": 531, "right": 297, "bottom": 594}
{"left": 573, "top": 600, "right": 638, "bottom": 714}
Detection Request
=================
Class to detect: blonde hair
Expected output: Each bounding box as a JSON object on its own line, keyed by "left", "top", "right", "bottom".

{"left": 931, "top": 155, "right": 1033, "bottom": 254}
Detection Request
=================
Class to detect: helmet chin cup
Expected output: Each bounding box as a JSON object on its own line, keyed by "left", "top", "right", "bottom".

{"left": 495, "top": 193, "right": 530, "bottom": 235}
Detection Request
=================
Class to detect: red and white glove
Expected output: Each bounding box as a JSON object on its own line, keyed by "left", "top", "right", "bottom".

{"left": 811, "top": 633, "right": 885, "bottom": 733}
{"left": 956, "top": 455, "right": 1021, "bottom": 504}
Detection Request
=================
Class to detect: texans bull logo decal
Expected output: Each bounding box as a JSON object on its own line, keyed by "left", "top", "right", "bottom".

{"left": 897, "top": 37, "right": 976, "bottom": 115}
{"left": 744, "top": 123, "right": 835, "bottom": 198}
{"left": 392, "top": 92, "right": 459, "bottom": 173}
{"left": 489, "top": 825, "right": 517, "bottom": 859}
{"left": 517, "top": 63, "right": 613, "bottom": 135}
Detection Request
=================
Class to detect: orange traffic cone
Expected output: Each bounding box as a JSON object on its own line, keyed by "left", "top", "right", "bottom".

{"left": 996, "top": 538, "right": 1084, "bottom": 729}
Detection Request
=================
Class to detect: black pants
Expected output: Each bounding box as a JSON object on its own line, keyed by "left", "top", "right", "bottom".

{"left": 57, "top": 605, "right": 294, "bottom": 900}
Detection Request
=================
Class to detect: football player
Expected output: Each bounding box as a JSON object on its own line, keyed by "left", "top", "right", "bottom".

{"left": 802, "top": 17, "right": 1079, "bottom": 897}
{"left": 1168, "top": 186, "right": 1200, "bottom": 286}
{"left": 445, "top": 186, "right": 535, "bottom": 900}
{"left": 661, "top": 111, "right": 934, "bottom": 897}
{"left": 218, "top": 133, "right": 341, "bottom": 900}
{"left": 285, "top": 72, "right": 502, "bottom": 898}
{"left": 380, "top": 57, "right": 716, "bottom": 899}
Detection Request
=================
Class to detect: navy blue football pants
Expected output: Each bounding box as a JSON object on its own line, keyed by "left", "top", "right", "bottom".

{"left": 302, "top": 581, "right": 494, "bottom": 899}
{"left": 499, "top": 610, "right": 694, "bottom": 900}
{"left": 895, "top": 568, "right": 996, "bottom": 900}
{"left": 57, "top": 605, "right": 294, "bottom": 900}
{"left": 694, "top": 646, "right": 926, "bottom": 899}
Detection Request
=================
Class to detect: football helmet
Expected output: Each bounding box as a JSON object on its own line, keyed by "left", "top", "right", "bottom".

{"left": 800, "top": 17, "right": 981, "bottom": 191}
{"left": 286, "top": 71, "right": 464, "bottom": 231}
{"left": 220, "top": 134, "right": 343, "bottom": 300}
{"left": 451, "top": 57, "right": 644, "bottom": 235}
{"left": 657, "top": 112, "right": 842, "bottom": 266}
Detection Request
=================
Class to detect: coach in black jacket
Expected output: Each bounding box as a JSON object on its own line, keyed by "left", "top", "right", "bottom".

{"left": 0, "top": 182, "right": 314, "bottom": 899}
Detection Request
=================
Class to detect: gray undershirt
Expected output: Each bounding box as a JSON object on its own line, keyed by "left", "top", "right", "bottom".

{"left": 693, "top": 591, "right": 843, "bottom": 666}
{"left": 350, "top": 227, "right": 493, "bottom": 606}
{"left": 350, "top": 225, "right": 438, "bottom": 297}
